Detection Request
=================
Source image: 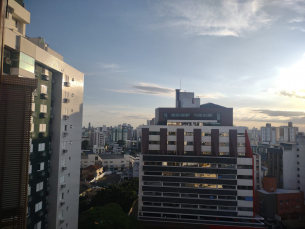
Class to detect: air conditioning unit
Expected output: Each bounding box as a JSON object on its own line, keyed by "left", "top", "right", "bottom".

{"left": 60, "top": 200, "right": 65, "bottom": 206}
{"left": 63, "top": 115, "right": 69, "bottom": 120}
{"left": 42, "top": 74, "right": 49, "bottom": 81}
{"left": 63, "top": 98, "right": 70, "bottom": 103}
{"left": 40, "top": 113, "right": 48, "bottom": 118}
{"left": 61, "top": 183, "right": 66, "bottom": 188}
{"left": 64, "top": 82, "right": 70, "bottom": 87}
{"left": 62, "top": 166, "right": 67, "bottom": 171}
{"left": 63, "top": 132, "right": 68, "bottom": 137}
{"left": 59, "top": 218, "right": 65, "bottom": 224}
{"left": 4, "top": 57, "right": 11, "bottom": 65}
{"left": 63, "top": 149, "right": 68, "bottom": 153}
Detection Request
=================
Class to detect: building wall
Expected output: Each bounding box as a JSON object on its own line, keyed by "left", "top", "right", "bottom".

{"left": 138, "top": 126, "right": 263, "bottom": 228}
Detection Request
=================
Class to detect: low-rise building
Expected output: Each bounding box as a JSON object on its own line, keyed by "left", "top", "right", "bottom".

{"left": 255, "top": 177, "right": 304, "bottom": 220}
{"left": 99, "top": 154, "right": 130, "bottom": 171}
{"left": 81, "top": 153, "right": 102, "bottom": 168}
{"left": 93, "top": 145, "right": 105, "bottom": 154}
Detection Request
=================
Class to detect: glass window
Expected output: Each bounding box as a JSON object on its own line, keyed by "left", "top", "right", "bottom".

{"left": 37, "top": 162, "right": 44, "bottom": 171}
{"left": 184, "top": 151, "right": 194, "bottom": 155}
{"left": 40, "top": 104, "right": 47, "bottom": 113}
{"left": 36, "top": 182, "right": 43, "bottom": 192}
{"left": 149, "top": 141, "right": 160, "bottom": 144}
{"left": 41, "top": 85, "right": 47, "bottom": 94}
{"left": 39, "top": 124, "right": 46, "bottom": 132}
{"left": 167, "top": 141, "right": 176, "bottom": 145}
{"left": 167, "top": 150, "right": 176, "bottom": 155}
{"left": 167, "top": 132, "right": 176, "bottom": 135}
{"left": 19, "top": 52, "right": 35, "bottom": 73}
{"left": 219, "top": 142, "right": 229, "bottom": 146}
{"left": 35, "top": 201, "right": 42, "bottom": 212}
{"left": 202, "top": 142, "right": 211, "bottom": 146}
{"left": 182, "top": 163, "right": 197, "bottom": 167}
{"left": 149, "top": 131, "right": 160, "bottom": 135}
{"left": 184, "top": 132, "right": 193, "bottom": 136}
{"left": 31, "top": 103, "right": 35, "bottom": 111}
{"left": 184, "top": 141, "right": 193, "bottom": 145}
{"left": 163, "top": 172, "right": 179, "bottom": 176}
{"left": 38, "top": 143, "right": 45, "bottom": 151}
{"left": 163, "top": 162, "right": 180, "bottom": 166}
{"left": 201, "top": 151, "right": 211, "bottom": 156}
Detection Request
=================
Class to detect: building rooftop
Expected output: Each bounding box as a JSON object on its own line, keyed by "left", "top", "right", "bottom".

{"left": 258, "top": 189, "right": 302, "bottom": 194}
{"left": 99, "top": 154, "right": 124, "bottom": 160}
{"left": 83, "top": 165, "right": 101, "bottom": 171}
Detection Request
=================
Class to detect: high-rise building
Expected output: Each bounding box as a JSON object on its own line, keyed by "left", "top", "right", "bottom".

{"left": 0, "top": 1, "right": 37, "bottom": 228}
{"left": 261, "top": 122, "right": 298, "bottom": 144}
{"left": 138, "top": 90, "right": 264, "bottom": 228}
{"left": 267, "top": 133, "right": 305, "bottom": 199}
{"left": 1, "top": 1, "right": 84, "bottom": 228}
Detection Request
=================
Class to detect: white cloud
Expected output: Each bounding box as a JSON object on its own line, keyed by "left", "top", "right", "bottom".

{"left": 197, "top": 92, "right": 227, "bottom": 99}
{"left": 98, "top": 63, "right": 120, "bottom": 69}
{"left": 105, "top": 83, "right": 175, "bottom": 97}
{"left": 154, "top": 0, "right": 272, "bottom": 37}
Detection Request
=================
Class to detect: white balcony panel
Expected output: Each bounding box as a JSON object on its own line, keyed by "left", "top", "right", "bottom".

{"left": 238, "top": 200, "right": 253, "bottom": 207}
{"left": 219, "top": 137, "right": 229, "bottom": 142}
{"left": 201, "top": 136, "right": 211, "bottom": 142}
{"left": 219, "top": 146, "right": 229, "bottom": 152}
{"left": 149, "top": 145, "right": 160, "bottom": 151}
{"left": 10, "top": 68, "right": 35, "bottom": 79}
{"left": 237, "top": 179, "right": 253, "bottom": 186}
{"left": 237, "top": 158, "right": 252, "bottom": 165}
{"left": 237, "top": 147, "right": 246, "bottom": 154}
{"left": 184, "top": 145, "right": 193, "bottom": 151}
{"left": 237, "top": 190, "right": 253, "bottom": 196}
{"left": 149, "top": 135, "right": 160, "bottom": 141}
{"left": 184, "top": 136, "right": 193, "bottom": 141}
{"left": 237, "top": 169, "right": 252, "bottom": 176}
{"left": 167, "top": 145, "right": 177, "bottom": 151}
{"left": 201, "top": 146, "right": 211, "bottom": 152}
{"left": 237, "top": 137, "right": 246, "bottom": 143}
{"left": 238, "top": 211, "right": 253, "bottom": 217}
{"left": 167, "top": 136, "right": 176, "bottom": 141}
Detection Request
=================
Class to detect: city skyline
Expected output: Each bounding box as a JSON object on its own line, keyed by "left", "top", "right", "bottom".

{"left": 25, "top": 0, "right": 305, "bottom": 131}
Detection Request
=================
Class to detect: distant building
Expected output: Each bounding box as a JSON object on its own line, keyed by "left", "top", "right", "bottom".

{"left": 126, "top": 140, "right": 138, "bottom": 150}
{"left": 255, "top": 177, "right": 304, "bottom": 220}
{"left": 267, "top": 133, "right": 305, "bottom": 199}
{"left": 93, "top": 145, "right": 105, "bottom": 154}
{"left": 261, "top": 122, "right": 298, "bottom": 144}
{"left": 253, "top": 153, "right": 262, "bottom": 190}
{"left": 99, "top": 154, "right": 130, "bottom": 172}
{"left": 81, "top": 153, "right": 102, "bottom": 169}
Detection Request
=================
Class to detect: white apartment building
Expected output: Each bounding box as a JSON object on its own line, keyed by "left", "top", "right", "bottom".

{"left": 261, "top": 122, "right": 298, "bottom": 144}
{"left": 99, "top": 154, "right": 130, "bottom": 172}
{"left": 81, "top": 154, "right": 102, "bottom": 169}
{"left": 4, "top": 1, "right": 84, "bottom": 228}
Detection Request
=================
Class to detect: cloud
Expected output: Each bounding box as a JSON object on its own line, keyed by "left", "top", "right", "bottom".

{"left": 154, "top": 0, "right": 272, "bottom": 37}
{"left": 98, "top": 63, "right": 120, "bottom": 69}
{"left": 105, "top": 83, "right": 175, "bottom": 97}
{"left": 253, "top": 109, "right": 305, "bottom": 117}
{"left": 290, "top": 26, "right": 305, "bottom": 32}
{"left": 273, "top": 90, "right": 305, "bottom": 99}
{"left": 197, "top": 93, "right": 227, "bottom": 99}
{"left": 288, "top": 17, "right": 305, "bottom": 23}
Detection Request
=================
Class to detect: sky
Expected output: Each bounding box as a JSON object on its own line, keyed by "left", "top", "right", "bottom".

{"left": 25, "top": 0, "right": 305, "bottom": 131}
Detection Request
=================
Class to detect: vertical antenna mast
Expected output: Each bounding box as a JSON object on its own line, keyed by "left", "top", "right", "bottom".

{"left": 180, "top": 79, "right": 181, "bottom": 90}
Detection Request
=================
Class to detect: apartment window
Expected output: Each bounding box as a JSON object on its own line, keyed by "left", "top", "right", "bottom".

{"left": 62, "top": 141, "right": 67, "bottom": 149}
{"left": 238, "top": 143, "right": 245, "bottom": 147}
{"left": 64, "top": 108, "right": 68, "bottom": 115}
{"left": 36, "top": 182, "right": 43, "bottom": 192}
{"left": 184, "top": 151, "right": 194, "bottom": 155}
{"left": 14, "top": 18, "right": 17, "bottom": 27}
{"left": 184, "top": 132, "right": 193, "bottom": 136}
{"left": 30, "top": 144, "right": 33, "bottom": 153}
{"left": 184, "top": 141, "right": 193, "bottom": 145}
{"left": 149, "top": 141, "right": 160, "bottom": 144}
{"left": 35, "top": 201, "right": 42, "bottom": 212}
{"left": 34, "top": 221, "right": 41, "bottom": 229}
{"left": 149, "top": 131, "right": 160, "bottom": 135}
{"left": 32, "top": 103, "right": 35, "bottom": 111}
{"left": 37, "top": 162, "right": 44, "bottom": 171}
{"left": 41, "top": 85, "right": 47, "bottom": 94}
{"left": 202, "top": 142, "right": 211, "bottom": 146}
{"left": 59, "top": 210, "right": 64, "bottom": 218}
{"left": 167, "top": 132, "right": 176, "bottom": 136}
{"left": 167, "top": 141, "right": 176, "bottom": 145}
{"left": 38, "top": 143, "right": 45, "bottom": 151}
{"left": 28, "top": 185, "right": 31, "bottom": 195}
{"left": 29, "top": 164, "right": 32, "bottom": 174}
{"left": 64, "top": 125, "right": 67, "bottom": 131}
{"left": 39, "top": 124, "right": 46, "bottom": 132}
{"left": 167, "top": 151, "right": 176, "bottom": 155}
{"left": 110, "top": 161, "right": 113, "bottom": 163}
{"left": 31, "top": 124, "right": 34, "bottom": 132}
{"left": 219, "top": 142, "right": 229, "bottom": 146}
{"left": 65, "top": 75, "right": 69, "bottom": 82}
{"left": 201, "top": 151, "right": 211, "bottom": 156}
{"left": 62, "top": 192, "right": 64, "bottom": 200}
{"left": 40, "top": 104, "right": 47, "bottom": 113}
{"left": 202, "top": 132, "right": 211, "bottom": 136}
{"left": 64, "top": 91, "right": 69, "bottom": 98}
{"left": 61, "top": 159, "right": 66, "bottom": 166}
{"left": 60, "top": 176, "right": 65, "bottom": 183}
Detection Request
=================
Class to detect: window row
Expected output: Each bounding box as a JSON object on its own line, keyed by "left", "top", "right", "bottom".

{"left": 148, "top": 141, "right": 245, "bottom": 147}
{"left": 143, "top": 202, "right": 237, "bottom": 211}
{"left": 150, "top": 132, "right": 246, "bottom": 137}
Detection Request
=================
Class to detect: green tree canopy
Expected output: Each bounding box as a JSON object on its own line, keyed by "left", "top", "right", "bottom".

{"left": 79, "top": 203, "right": 138, "bottom": 229}
{"left": 81, "top": 140, "right": 89, "bottom": 150}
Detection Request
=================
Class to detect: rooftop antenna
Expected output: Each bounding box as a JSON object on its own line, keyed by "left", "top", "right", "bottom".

{"left": 180, "top": 79, "right": 181, "bottom": 90}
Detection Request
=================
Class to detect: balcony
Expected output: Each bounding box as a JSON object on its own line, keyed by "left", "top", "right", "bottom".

{"left": 40, "top": 151, "right": 47, "bottom": 157}
{"left": 38, "top": 170, "right": 46, "bottom": 177}
{"left": 40, "top": 93, "right": 49, "bottom": 100}
{"left": 38, "top": 190, "right": 45, "bottom": 197}
{"left": 39, "top": 132, "right": 46, "bottom": 138}
{"left": 63, "top": 115, "right": 69, "bottom": 120}
{"left": 36, "top": 210, "right": 43, "bottom": 218}
{"left": 39, "top": 113, "right": 48, "bottom": 119}
{"left": 63, "top": 98, "right": 70, "bottom": 103}
{"left": 64, "top": 82, "right": 70, "bottom": 87}
{"left": 41, "top": 74, "right": 49, "bottom": 81}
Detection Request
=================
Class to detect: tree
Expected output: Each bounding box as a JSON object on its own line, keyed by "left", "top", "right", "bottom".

{"left": 78, "top": 203, "right": 138, "bottom": 229}
{"left": 117, "top": 140, "right": 125, "bottom": 147}
{"left": 82, "top": 140, "right": 89, "bottom": 150}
